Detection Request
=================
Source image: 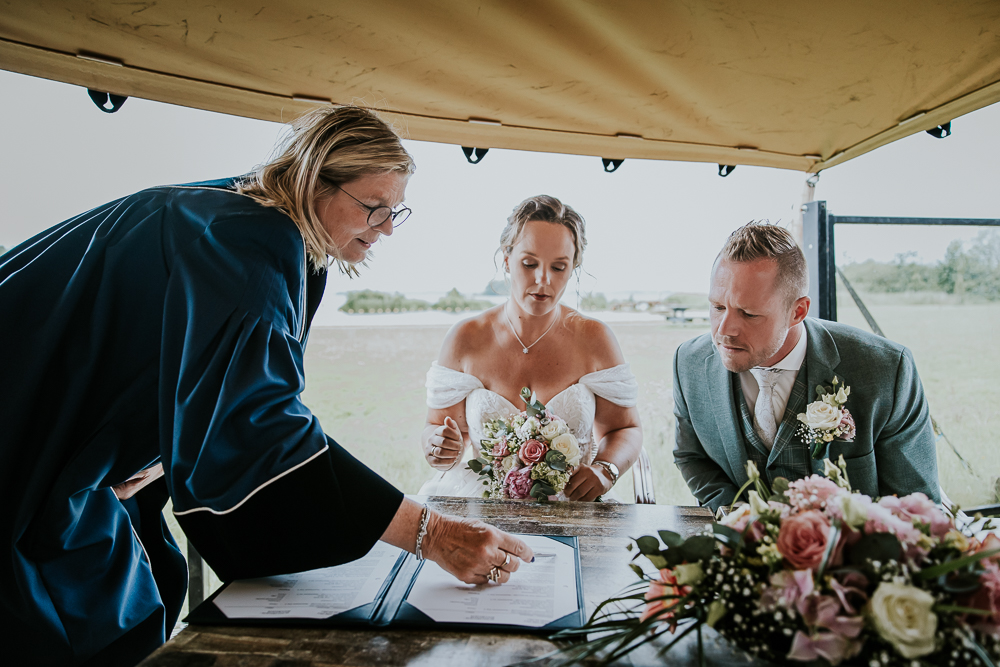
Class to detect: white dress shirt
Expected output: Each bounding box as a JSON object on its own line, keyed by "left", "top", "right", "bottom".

{"left": 739, "top": 325, "right": 809, "bottom": 429}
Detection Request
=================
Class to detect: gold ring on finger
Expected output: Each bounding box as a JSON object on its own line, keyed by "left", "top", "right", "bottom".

{"left": 488, "top": 566, "right": 501, "bottom": 582}
{"left": 504, "top": 553, "right": 510, "bottom": 567}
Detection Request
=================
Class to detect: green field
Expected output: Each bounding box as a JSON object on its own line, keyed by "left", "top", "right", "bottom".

{"left": 300, "top": 302, "right": 1000, "bottom": 510}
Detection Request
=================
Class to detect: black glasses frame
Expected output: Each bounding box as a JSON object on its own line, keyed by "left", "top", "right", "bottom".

{"left": 335, "top": 185, "right": 411, "bottom": 229}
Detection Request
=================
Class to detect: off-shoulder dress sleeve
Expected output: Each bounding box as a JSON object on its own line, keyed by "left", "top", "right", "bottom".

{"left": 425, "top": 361, "right": 484, "bottom": 409}
{"left": 578, "top": 363, "right": 639, "bottom": 408}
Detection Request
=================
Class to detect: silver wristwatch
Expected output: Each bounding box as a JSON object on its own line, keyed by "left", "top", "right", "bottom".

{"left": 593, "top": 460, "right": 620, "bottom": 485}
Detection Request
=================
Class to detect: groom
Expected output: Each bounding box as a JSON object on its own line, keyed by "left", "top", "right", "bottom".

{"left": 673, "top": 223, "right": 940, "bottom": 511}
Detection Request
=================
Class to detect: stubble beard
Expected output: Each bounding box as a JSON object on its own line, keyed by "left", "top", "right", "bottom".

{"left": 713, "top": 330, "right": 787, "bottom": 374}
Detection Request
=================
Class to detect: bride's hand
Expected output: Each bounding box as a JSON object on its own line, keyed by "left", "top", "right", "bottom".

{"left": 565, "top": 464, "right": 613, "bottom": 502}
{"left": 422, "top": 511, "right": 534, "bottom": 585}
{"left": 424, "top": 416, "right": 464, "bottom": 470}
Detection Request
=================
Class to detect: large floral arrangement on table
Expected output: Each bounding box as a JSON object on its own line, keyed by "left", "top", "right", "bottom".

{"left": 553, "top": 458, "right": 1000, "bottom": 666}
{"left": 467, "top": 388, "right": 582, "bottom": 501}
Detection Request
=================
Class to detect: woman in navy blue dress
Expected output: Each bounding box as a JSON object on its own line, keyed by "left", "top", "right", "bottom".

{"left": 0, "top": 106, "right": 531, "bottom": 667}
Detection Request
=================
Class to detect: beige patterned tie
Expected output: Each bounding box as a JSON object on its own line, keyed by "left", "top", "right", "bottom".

{"left": 750, "top": 368, "right": 783, "bottom": 449}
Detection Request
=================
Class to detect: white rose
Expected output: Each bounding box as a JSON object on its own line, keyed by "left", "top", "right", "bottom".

{"left": 797, "top": 401, "right": 842, "bottom": 430}
{"left": 835, "top": 386, "right": 849, "bottom": 404}
{"left": 549, "top": 433, "right": 582, "bottom": 467}
{"left": 500, "top": 455, "right": 519, "bottom": 475}
{"left": 539, "top": 420, "right": 563, "bottom": 440}
{"left": 867, "top": 582, "right": 938, "bottom": 659}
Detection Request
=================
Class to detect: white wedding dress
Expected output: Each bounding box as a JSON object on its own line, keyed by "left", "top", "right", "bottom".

{"left": 418, "top": 362, "right": 639, "bottom": 499}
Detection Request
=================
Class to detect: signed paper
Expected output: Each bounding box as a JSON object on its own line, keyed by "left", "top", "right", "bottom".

{"left": 213, "top": 542, "right": 402, "bottom": 619}
{"left": 405, "top": 534, "right": 578, "bottom": 627}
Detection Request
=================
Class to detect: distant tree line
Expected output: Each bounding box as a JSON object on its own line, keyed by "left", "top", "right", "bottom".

{"left": 340, "top": 288, "right": 493, "bottom": 314}
{"left": 840, "top": 231, "right": 1000, "bottom": 301}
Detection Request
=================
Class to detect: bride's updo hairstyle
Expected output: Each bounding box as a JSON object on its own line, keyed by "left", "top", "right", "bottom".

{"left": 499, "top": 195, "right": 588, "bottom": 270}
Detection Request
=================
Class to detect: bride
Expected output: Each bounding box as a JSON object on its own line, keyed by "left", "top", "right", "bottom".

{"left": 419, "top": 195, "right": 642, "bottom": 501}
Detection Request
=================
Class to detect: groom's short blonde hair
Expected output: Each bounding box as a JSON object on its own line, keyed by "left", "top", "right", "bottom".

{"left": 719, "top": 222, "right": 808, "bottom": 305}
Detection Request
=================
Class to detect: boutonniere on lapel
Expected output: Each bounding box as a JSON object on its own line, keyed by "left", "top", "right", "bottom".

{"left": 796, "top": 375, "right": 856, "bottom": 459}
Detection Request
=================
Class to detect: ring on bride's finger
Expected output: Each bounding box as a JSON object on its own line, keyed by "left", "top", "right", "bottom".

{"left": 503, "top": 553, "right": 510, "bottom": 567}
{"left": 488, "top": 566, "right": 501, "bottom": 582}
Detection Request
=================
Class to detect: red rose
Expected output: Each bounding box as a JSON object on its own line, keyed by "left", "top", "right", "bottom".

{"left": 518, "top": 439, "right": 547, "bottom": 464}
{"left": 777, "top": 510, "right": 833, "bottom": 572}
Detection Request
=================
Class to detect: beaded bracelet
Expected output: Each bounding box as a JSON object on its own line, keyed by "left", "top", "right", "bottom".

{"left": 414, "top": 504, "right": 430, "bottom": 561}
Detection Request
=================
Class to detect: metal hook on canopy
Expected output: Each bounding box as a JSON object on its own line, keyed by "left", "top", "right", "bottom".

{"left": 88, "top": 89, "right": 128, "bottom": 113}
{"left": 601, "top": 158, "right": 624, "bottom": 173}
{"left": 806, "top": 172, "right": 821, "bottom": 187}
{"left": 462, "top": 147, "right": 489, "bottom": 164}
{"left": 925, "top": 122, "right": 952, "bottom": 139}
{"left": 718, "top": 164, "right": 736, "bottom": 177}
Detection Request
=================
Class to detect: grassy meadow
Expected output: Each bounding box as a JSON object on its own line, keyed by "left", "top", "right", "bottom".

{"left": 300, "top": 301, "right": 1000, "bottom": 510}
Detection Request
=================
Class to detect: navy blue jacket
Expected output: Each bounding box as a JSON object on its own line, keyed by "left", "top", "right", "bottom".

{"left": 0, "top": 179, "right": 403, "bottom": 666}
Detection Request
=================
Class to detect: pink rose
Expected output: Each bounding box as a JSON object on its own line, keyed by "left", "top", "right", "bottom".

{"left": 838, "top": 409, "right": 856, "bottom": 440}
{"left": 777, "top": 510, "right": 834, "bottom": 571}
{"left": 490, "top": 439, "right": 509, "bottom": 458}
{"left": 503, "top": 466, "right": 534, "bottom": 499}
{"left": 518, "top": 438, "right": 547, "bottom": 464}
{"left": 879, "top": 493, "right": 952, "bottom": 538}
{"left": 787, "top": 475, "right": 846, "bottom": 511}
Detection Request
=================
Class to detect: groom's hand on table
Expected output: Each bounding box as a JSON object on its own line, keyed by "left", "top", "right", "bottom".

{"left": 425, "top": 416, "right": 464, "bottom": 470}
{"left": 424, "top": 511, "right": 534, "bottom": 585}
{"left": 565, "top": 464, "right": 613, "bottom": 502}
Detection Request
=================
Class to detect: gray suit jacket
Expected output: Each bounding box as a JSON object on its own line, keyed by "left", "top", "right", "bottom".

{"left": 672, "top": 318, "right": 940, "bottom": 511}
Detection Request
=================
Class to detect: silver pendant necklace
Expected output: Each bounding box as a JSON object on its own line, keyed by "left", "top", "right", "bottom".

{"left": 504, "top": 302, "right": 558, "bottom": 354}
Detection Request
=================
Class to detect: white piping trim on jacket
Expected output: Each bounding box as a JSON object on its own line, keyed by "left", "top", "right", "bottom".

{"left": 172, "top": 445, "right": 329, "bottom": 517}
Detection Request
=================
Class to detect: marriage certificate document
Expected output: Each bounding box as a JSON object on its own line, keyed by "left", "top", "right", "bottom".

{"left": 404, "top": 534, "right": 579, "bottom": 627}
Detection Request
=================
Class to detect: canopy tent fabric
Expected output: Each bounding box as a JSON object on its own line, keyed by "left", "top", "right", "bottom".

{"left": 2, "top": 1, "right": 999, "bottom": 173}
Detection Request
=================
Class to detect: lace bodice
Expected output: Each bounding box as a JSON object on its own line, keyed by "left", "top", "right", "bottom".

{"left": 420, "top": 363, "right": 638, "bottom": 498}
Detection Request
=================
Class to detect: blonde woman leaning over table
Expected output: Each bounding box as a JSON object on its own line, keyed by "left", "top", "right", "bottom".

{"left": 419, "top": 195, "right": 643, "bottom": 502}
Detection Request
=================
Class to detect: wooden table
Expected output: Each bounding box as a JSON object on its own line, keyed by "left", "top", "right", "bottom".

{"left": 140, "top": 498, "right": 767, "bottom": 666}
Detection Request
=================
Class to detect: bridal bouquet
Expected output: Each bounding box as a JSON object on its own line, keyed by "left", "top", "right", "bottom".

{"left": 467, "top": 387, "right": 582, "bottom": 501}
{"left": 552, "top": 458, "right": 1000, "bottom": 666}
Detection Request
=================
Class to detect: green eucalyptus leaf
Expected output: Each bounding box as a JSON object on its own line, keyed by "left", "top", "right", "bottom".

{"left": 771, "top": 477, "right": 790, "bottom": 495}
{"left": 712, "top": 523, "right": 743, "bottom": 548}
{"left": 658, "top": 530, "right": 684, "bottom": 548}
{"left": 679, "top": 535, "right": 715, "bottom": 562}
{"left": 769, "top": 493, "right": 791, "bottom": 505}
{"left": 635, "top": 535, "right": 661, "bottom": 555}
{"left": 628, "top": 563, "right": 645, "bottom": 579}
{"left": 467, "top": 460, "right": 483, "bottom": 473}
{"left": 646, "top": 554, "right": 668, "bottom": 570}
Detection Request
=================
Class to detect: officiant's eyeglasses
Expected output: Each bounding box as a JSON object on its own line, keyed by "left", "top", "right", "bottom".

{"left": 335, "top": 185, "right": 411, "bottom": 229}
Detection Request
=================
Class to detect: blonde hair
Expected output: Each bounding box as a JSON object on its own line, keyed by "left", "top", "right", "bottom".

{"left": 499, "top": 195, "right": 587, "bottom": 269}
{"left": 720, "top": 222, "right": 808, "bottom": 304}
{"left": 238, "top": 106, "right": 415, "bottom": 272}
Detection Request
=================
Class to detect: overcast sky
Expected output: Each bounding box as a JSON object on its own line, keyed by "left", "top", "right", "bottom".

{"left": 2, "top": 69, "right": 997, "bottom": 296}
